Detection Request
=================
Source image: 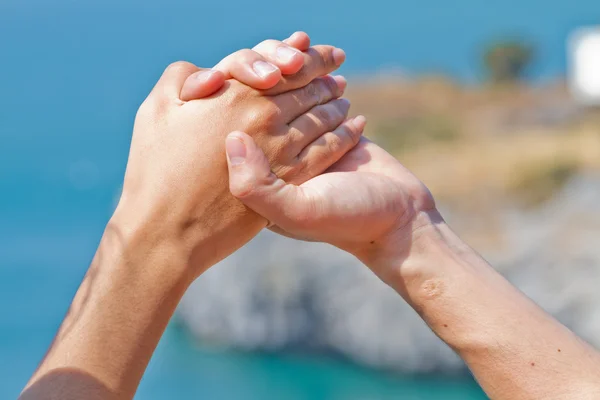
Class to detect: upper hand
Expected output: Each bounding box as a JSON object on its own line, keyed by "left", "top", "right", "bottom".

{"left": 178, "top": 31, "right": 324, "bottom": 100}
{"left": 112, "top": 35, "right": 362, "bottom": 280}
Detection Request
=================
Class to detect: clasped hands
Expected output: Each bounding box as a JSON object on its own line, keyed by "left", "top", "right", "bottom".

{"left": 113, "top": 31, "right": 437, "bottom": 289}
{"left": 23, "top": 32, "right": 600, "bottom": 400}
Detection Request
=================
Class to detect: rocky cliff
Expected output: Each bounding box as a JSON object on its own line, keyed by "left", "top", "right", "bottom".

{"left": 178, "top": 175, "right": 600, "bottom": 373}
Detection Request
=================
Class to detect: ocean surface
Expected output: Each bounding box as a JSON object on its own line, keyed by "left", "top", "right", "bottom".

{"left": 1, "top": 0, "right": 598, "bottom": 398}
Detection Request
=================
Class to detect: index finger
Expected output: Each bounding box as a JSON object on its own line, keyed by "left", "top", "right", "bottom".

{"left": 261, "top": 45, "right": 346, "bottom": 96}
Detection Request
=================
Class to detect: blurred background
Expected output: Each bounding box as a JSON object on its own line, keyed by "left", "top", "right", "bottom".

{"left": 1, "top": 0, "right": 600, "bottom": 398}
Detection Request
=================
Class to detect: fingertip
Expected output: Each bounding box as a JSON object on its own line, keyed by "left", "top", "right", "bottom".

{"left": 353, "top": 115, "right": 367, "bottom": 131}
{"left": 331, "top": 75, "right": 347, "bottom": 93}
{"left": 207, "top": 69, "right": 226, "bottom": 80}
{"left": 180, "top": 69, "right": 225, "bottom": 101}
{"left": 284, "top": 31, "right": 310, "bottom": 51}
{"left": 333, "top": 48, "right": 346, "bottom": 67}
{"left": 339, "top": 98, "right": 351, "bottom": 112}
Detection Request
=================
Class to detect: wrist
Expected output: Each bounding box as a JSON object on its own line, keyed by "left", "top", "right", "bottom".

{"left": 27, "top": 216, "right": 194, "bottom": 397}
{"left": 107, "top": 206, "right": 196, "bottom": 287}
{"left": 354, "top": 209, "right": 478, "bottom": 299}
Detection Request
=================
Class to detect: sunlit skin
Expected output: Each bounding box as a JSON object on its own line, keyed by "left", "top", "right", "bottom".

{"left": 179, "top": 31, "right": 312, "bottom": 100}
{"left": 21, "top": 29, "right": 600, "bottom": 400}
{"left": 20, "top": 33, "right": 366, "bottom": 400}
{"left": 226, "top": 112, "right": 600, "bottom": 399}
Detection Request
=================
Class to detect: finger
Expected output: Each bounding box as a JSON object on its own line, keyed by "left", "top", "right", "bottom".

{"left": 225, "top": 131, "right": 314, "bottom": 231}
{"left": 152, "top": 61, "right": 200, "bottom": 100}
{"left": 296, "top": 115, "right": 367, "bottom": 179}
{"left": 178, "top": 32, "right": 316, "bottom": 102}
{"left": 213, "top": 49, "right": 282, "bottom": 90}
{"left": 180, "top": 69, "right": 226, "bottom": 102}
{"left": 283, "top": 31, "right": 311, "bottom": 51}
{"left": 287, "top": 98, "right": 351, "bottom": 156}
{"left": 262, "top": 45, "right": 346, "bottom": 96}
{"left": 274, "top": 75, "right": 347, "bottom": 122}
{"left": 177, "top": 33, "right": 315, "bottom": 102}
{"left": 180, "top": 36, "right": 310, "bottom": 102}
{"left": 252, "top": 39, "right": 305, "bottom": 75}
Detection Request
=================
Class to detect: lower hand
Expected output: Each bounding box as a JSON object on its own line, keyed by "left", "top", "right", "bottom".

{"left": 225, "top": 135, "right": 437, "bottom": 281}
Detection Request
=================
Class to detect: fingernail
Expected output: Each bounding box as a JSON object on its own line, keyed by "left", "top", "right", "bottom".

{"left": 196, "top": 70, "right": 218, "bottom": 82}
{"left": 333, "top": 48, "right": 346, "bottom": 66}
{"left": 253, "top": 61, "right": 278, "bottom": 78}
{"left": 276, "top": 46, "right": 300, "bottom": 63}
{"left": 332, "top": 75, "right": 347, "bottom": 92}
{"left": 226, "top": 136, "right": 247, "bottom": 165}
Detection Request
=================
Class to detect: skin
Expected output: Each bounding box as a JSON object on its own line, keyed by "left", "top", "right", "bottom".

{"left": 23, "top": 29, "right": 600, "bottom": 400}
{"left": 226, "top": 133, "right": 600, "bottom": 398}
{"left": 180, "top": 31, "right": 313, "bottom": 100}
{"left": 20, "top": 34, "right": 365, "bottom": 400}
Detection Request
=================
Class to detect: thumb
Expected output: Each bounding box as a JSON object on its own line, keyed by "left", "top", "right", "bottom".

{"left": 225, "top": 131, "right": 311, "bottom": 230}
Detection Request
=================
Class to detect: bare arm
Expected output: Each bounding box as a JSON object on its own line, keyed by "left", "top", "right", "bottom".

{"left": 20, "top": 219, "right": 192, "bottom": 399}
{"left": 20, "top": 34, "right": 359, "bottom": 400}
{"left": 362, "top": 210, "right": 600, "bottom": 399}
{"left": 225, "top": 137, "right": 600, "bottom": 399}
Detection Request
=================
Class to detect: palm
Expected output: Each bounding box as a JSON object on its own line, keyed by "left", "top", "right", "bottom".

{"left": 271, "top": 138, "right": 434, "bottom": 249}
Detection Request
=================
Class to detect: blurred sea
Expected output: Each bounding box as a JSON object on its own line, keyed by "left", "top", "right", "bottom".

{"left": 0, "top": 0, "right": 598, "bottom": 398}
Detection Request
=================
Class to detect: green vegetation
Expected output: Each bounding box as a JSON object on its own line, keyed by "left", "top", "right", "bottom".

{"left": 483, "top": 40, "right": 534, "bottom": 83}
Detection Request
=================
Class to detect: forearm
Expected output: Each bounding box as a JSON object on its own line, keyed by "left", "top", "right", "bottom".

{"left": 21, "top": 216, "right": 192, "bottom": 400}
{"left": 363, "top": 210, "right": 600, "bottom": 399}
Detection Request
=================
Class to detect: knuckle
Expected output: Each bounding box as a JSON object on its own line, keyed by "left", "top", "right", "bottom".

{"left": 301, "top": 81, "right": 320, "bottom": 105}
{"left": 231, "top": 48, "right": 256, "bottom": 63}
{"left": 307, "top": 48, "right": 327, "bottom": 72}
{"left": 231, "top": 177, "right": 256, "bottom": 199}
{"left": 340, "top": 123, "right": 361, "bottom": 146}
{"left": 253, "top": 39, "right": 270, "bottom": 50}
{"left": 313, "top": 105, "right": 335, "bottom": 126}
{"left": 332, "top": 99, "right": 349, "bottom": 118}
{"left": 165, "top": 60, "right": 193, "bottom": 74}
{"left": 136, "top": 95, "right": 166, "bottom": 120}
{"left": 309, "top": 78, "right": 334, "bottom": 105}
{"left": 230, "top": 168, "right": 265, "bottom": 199}
{"left": 322, "top": 76, "right": 339, "bottom": 98}
{"left": 262, "top": 101, "right": 283, "bottom": 124}
{"left": 292, "top": 65, "right": 310, "bottom": 83}
{"left": 300, "top": 77, "right": 338, "bottom": 108}
{"left": 245, "top": 100, "right": 282, "bottom": 127}
{"left": 311, "top": 46, "right": 333, "bottom": 71}
{"left": 327, "top": 133, "right": 345, "bottom": 153}
{"left": 254, "top": 39, "right": 278, "bottom": 51}
{"left": 136, "top": 99, "right": 151, "bottom": 119}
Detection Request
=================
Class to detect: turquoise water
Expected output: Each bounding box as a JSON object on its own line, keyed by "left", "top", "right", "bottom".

{"left": 139, "top": 325, "right": 486, "bottom": 399}
{"left": 1, "top": 0, "right": 599, "bottom": 398}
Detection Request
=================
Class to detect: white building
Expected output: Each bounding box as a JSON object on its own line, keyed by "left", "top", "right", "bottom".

{"left": 569, "top": 27, "right": 600, "bottom": 105}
